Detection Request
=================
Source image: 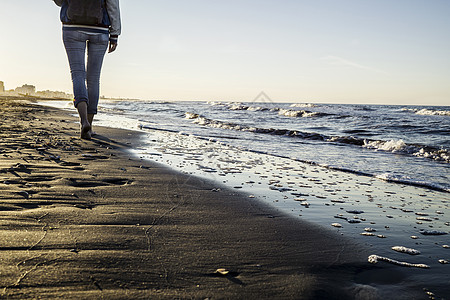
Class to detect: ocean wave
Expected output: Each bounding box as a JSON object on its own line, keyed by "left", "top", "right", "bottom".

{"left": 402, "top": 108, "right": 450, "bottom": 116}
{"left": 413, "top": 147, "right": 450, "bottom": 162}
{"left": 185, "top": 112, "right": 199, "bottom": 119}
{"left": 227, "top": 104, "right": 270, "bottom": 112}
{"left": 363, "top": 139, "right": 450, "bottom": 162}
{"left": 278, "top": 109, "right": 327, "bottom": 118}
{"left": 355, "top": 106, "right": 376, "bottom": 111}
{"left": 207, "top": 102, "right": 331, "bottom": 118}
{"left": 228, "top": 104, "right": 249, "bottom": 110}
{"left": 248, "top": 106, "right": 270, "bottom": 111}
{"left": 206, "top": 101, "right": 227, "bottom": 106}
{"left": 185, "top": 112, "right": 450, "bottom": 163}
{"left": 327, "top": 136, "right": 365, "bottom": 146}
{"left": 290, "top": 103, "right": 318, "bottom": 108}
{"left": 363, "top": 139, "right": 410, "bottom": 152}
{"left": 376, "top": 173, "right": 449, "bottom": 193}
{"left": 140, "top": 114, "right": 450, "bottom": 193}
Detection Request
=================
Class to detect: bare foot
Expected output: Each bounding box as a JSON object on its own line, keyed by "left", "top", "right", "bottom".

{"left": 80, "top": 124, "right": 92, "bottom": 140}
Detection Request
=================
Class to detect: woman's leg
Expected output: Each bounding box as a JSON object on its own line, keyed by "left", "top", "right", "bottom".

{"left": 87, "top": 113, "right": 95, "bottom": 136}
{"left": 77, "top": 102, "right": 91, "bottom": 139}
{"left": 86, "top": 33, "right": 109, "bottom": 134}
{"left": 63, "top": 30, "right": 91, "bottom": 139}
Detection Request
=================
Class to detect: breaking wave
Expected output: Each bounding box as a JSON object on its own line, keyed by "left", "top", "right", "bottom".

{"left": 363, "top": 139, "right": 450, "bottom": 162}
{"left": 206, "top": 102, "right": 330, "bottom": 118}
{"left": 375, "top": 173, "right": 449, "bottom": 192}
{"left": 278, "top": 109, "right": 329, "bottom": 118}
{"left": 185, "top": 112, "right": 450, "bottom": 163}
{"left": 228, "top": 104, "right": 272, "bottom": 112}
{"left": 402, "top": 108, "right": 450, "bottom": 116}
{"left": 290, "top": 103, "right": 318, "bottom": 108}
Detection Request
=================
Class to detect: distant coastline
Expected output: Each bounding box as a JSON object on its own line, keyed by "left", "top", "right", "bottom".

{"left": 0, "top": 95, "right": 70, "bottom": 101}
{"left": 0, "top": 81, "right": 72, "bottom": 99}
{"left": 0, "top": 81, "right": 144, "bottom": 102}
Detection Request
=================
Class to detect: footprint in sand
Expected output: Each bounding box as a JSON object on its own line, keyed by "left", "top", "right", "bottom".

{"left": 66, "top": 178, "right": 132, "bottom": 188}
{"left": 23, "top": 175, "right": 57, "bottom": 182}
{"left": 59, "top": 161, "right": 82, "bottom": 167}
{"left": 78, "top": 154, "right": 110, "bottom": 161}
{"left": 0, "top": 200, "right": 97, "bottom": 211}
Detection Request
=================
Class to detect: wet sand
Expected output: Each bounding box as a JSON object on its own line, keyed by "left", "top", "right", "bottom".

{"left": 0, "top": 98, "right": 426, "bottom": 299}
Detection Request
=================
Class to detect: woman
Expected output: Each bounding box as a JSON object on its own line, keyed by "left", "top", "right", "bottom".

{"left": 54, "top": 0, "right": 121, "bottom": 139}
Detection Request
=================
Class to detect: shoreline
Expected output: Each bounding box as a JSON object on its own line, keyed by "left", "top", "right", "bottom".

{"left": 0, "top": 99, "right": 433, "bottom": 299}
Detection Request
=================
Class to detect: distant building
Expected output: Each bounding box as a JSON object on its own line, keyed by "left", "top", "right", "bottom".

{"left": 0, "top": 81, "right": 72, "bottom": 99}
{"left": 35, "top": 90, "right": 72, "bottom": 99}
{"left": 15, "top": 84, "right": 36, "bottom": 95}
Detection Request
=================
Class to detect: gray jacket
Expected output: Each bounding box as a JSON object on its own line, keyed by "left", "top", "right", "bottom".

{"left": 53, "top": 0, "right": 121, "bottom": 37}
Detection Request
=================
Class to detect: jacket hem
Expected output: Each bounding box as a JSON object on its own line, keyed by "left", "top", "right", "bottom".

{"left": 63, "top": 24, "right": 110, "bottom": 34}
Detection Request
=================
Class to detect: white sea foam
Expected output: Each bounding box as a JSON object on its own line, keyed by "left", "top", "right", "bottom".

{"left": 376, "top": 173, "right": 404, "bottom": 182}
{"left": 206, "top": 101, "right": 226, "bottom": 106}
{"left": 363, "top": 139, "right": 408, "bottom": 152}
{"left": 290, "top": 103, "right": 317, "bottom": 108}
{"left": 368, "top": 255, "right": 430, "bottom": 268}
{"left": 375, "top": 173, "right": 450, "bottom": 192}
{"left": 225, "top": 104, "right": 271, "bottom": 112}
{"left": 247, "top": 106, "right": 268, "bottom": 111}
{"left": 416, "top": 108, "right": 450, "bottom": 116}
{"left": 402, "top": 108, "right": 450, "bottom": 116}
{"left": 413, "top": 148, "right": 450, "bottom": 162}
{"left": 185, "top": 112, "right": 199, "bottom": 119}
{"left": 278, "top": 109, "right": 321, "bottom": 118}
{"left": 279, "top": 109, "right": 305, "bottom": 117}
{"left": 302, "top": 111, "right": 321, "bottom": 117}
{"left": 392, "top": 246, "right": 421, "bottom": 255}
{"left": 192, "top": 117, "right": 243, "bottom": 131}
{"left": 360, "top": 232, "right": 375, "bottom": 236}
{"left": 363, "top": 139, "right": 450, "bottom": 163}
{"left": 228, "top": 104, "right": 249, "bottom": 110}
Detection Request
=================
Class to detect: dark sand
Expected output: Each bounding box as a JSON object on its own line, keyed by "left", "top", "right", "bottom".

{"left": 0, "top": 99, "right": 418, "bottom": 299}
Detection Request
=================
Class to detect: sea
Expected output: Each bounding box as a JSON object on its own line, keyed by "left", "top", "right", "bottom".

{"left": 99, "top": 100, "right": 449, "bottom": 191}
{"left": 41, "top": 99, "right": 450, "bottom": 298}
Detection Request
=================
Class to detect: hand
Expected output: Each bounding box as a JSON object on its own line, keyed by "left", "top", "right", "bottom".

{"left": 108, "top": 42, "right": 118, "bottom": 53}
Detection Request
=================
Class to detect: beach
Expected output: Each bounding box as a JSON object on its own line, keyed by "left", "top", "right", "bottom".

{"left": 0, "top": 98, "right": 446, "bottom": 299}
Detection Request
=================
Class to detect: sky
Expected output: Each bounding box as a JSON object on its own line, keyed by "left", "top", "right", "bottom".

{"left": 1, "top": 0, "right": 449, "bottom": 105}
